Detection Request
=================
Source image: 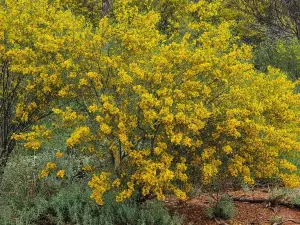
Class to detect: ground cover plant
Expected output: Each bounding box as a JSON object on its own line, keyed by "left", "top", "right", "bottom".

{"left": 0, "top": 0, "right": 300, "bottom": 224}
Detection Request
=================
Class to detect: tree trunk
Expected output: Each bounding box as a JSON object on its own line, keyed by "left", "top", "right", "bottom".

{"left": 0, "top": 138, "right": 15, "bottom": 178}
{"left": 101, "top": 0, "right": 112, "bottom": 18}
{"left": 0, "top": 60, "right": 16, "bottom": 179}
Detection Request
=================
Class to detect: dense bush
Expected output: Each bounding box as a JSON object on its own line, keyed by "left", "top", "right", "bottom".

{"left": 3, "top": 0, "right": 299, "bottom": 207}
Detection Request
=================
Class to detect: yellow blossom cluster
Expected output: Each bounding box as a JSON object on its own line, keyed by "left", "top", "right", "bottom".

{"left": 82, "top": 164, "right": 93, "bottom": 172}
{"left": 56, "top": 152, "right": 64, "bottom": 158}
{"left": 52, "top": 107, "right": 86, "bottom": 127}
{"left": 88, "top": 172, "right": 113, "bottom": 205}
{"left": 46, "top": 162, "right": 57, "bottom": 170}
{"left": 39, "top": 169, "right": 49, "bottom": 179}
{"left": 39, "top": 162, "right": 56, "bottom": 179}
{"left": 40, "top": 162, "right": 66, "bottom": 179}
{"left": 12, "top": 125, "right": 51, "bottom": 150}
{"left": 66, "top": 126, "right": 94, "bottom": 148}
{"left": 56, "top": 170, "right": 65, "bottom": 179}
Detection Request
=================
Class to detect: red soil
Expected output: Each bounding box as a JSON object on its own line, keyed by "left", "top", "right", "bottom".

{"left": 166, "top": 190, "right": 300, "bottom": 225}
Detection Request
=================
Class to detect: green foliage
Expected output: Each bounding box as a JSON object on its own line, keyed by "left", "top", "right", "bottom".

{"left": 255, "top": 39, "right": 300, "bottom": 81}
{"left": 100, "top": 194, "right": 183, "bottom": 225}
{"left": 269, "top": 216, "right": 283, "bottom": 224}
{"left": 0, "top": 150, "right": 182, "bottom": 225}
{"left": 290, "top": 191, "right": 300, "bottom": 206}
{"left": 48, "top": 188, "right": 183, "bottom": 225}
{"left": 206, "top": 195, "right": 236, "bottom": 220}
{"left": 269, "top": 187, "right": 287, "bottom": 201}
{"left": 283, "top": 188, "right": 300, "bottom": 206}
{"left": 0, "top": 151, "right": 49, "bottom": 225}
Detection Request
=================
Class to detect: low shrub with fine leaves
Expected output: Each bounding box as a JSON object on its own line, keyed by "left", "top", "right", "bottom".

{"left": 0, "top": 150, "right": 182, "bottom": 225}
{"left": 206, "top": 195, "right": 236, "bottom": 220}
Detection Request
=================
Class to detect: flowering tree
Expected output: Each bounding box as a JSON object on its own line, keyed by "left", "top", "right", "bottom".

{"left": 0, "top": 0, "right": 89, "bottom": 172}
{"left": 8, "top": 0, "right": 300, "bottom": 205}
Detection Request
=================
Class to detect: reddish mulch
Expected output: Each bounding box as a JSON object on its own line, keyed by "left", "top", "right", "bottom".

{"left": 166, "top": 190, "right": 300, "bottom": 225}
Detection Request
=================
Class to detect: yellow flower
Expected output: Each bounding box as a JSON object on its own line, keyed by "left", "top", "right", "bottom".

{"left": 183, "top": 137, "right": 192, "bottom": 147}
{"left": 88, "top": 173, "right": 111, "bottom": 205}
{"left": 112, "top": 178, "right": 121, "bottom": 187}
{"left": 56, "top": 170, "right": 65, "bottom": 178}
{"left": 66, "top": 126, "right": 92, "bottom": 147}
{"left": 39, "top": 169, "right": 48, "bottom": 179}
{"left": 100, "top": 123, "right": 112, "bottom": 134}
{"left": 223, "top": 145, "right": 233, "bottom": 154}
{"left": 88, "top": 146, "right": 95, "bottom": 152}
{"left": 173, "top": 188, "right": 187, "bottom": 201}
{"left": 56, "top": 152, "right": 63, "bottom": 158}
{"left": 78, "top": 78, "right": 89, "bottom": 87}
{"left": 280, "top": 159, "right": 297, "bottom": 171}
{"left": 88, "top": 104, "right": 98, "bottom": 113}
{"left": 82, "top": 164, "right": 93, "bottom": 172}
{"left": 201, "top": 147, "right": 216, "bottom": 160}
{"left": 87, "top": 72, "right": 98, "bottom": 79}
{"left": 154, "top": 147, "right": 163, "bottom": 155}
{"left": 46, "top": 162, "right": 56, "bottom": 170}
{"left": 280, "top": 174, "right": 300, "bottom": 188}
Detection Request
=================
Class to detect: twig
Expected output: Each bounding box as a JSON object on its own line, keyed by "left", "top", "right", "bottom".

{"left": 214, "top": 218, "right": 229, "bottom": 225}
{"left": 231, "top": 197, "right": 300, "bottom": 210}
{"left": 283, "top": 219, "right": 300, "bottom": 224}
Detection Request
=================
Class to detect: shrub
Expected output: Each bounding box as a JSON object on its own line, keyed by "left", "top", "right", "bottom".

{"left": 269, "top": 216, "right": 283, "bottom": 224}
{"left": 6, "top": 0, "right": 300, "bottom": 207}
{"left": 206, "top": 195, "right": 236, "bottom": 220}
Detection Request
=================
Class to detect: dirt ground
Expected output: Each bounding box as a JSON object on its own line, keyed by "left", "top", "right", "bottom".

{"left": 166, "top": 190, "right": 300, "bottom": 225}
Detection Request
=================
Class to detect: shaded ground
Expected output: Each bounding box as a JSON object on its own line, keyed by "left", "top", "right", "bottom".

{"left": 166, "top": 190, "right": 300, "bottom": 225}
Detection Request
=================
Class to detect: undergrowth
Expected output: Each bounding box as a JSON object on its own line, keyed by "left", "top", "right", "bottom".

{"left": 0, "top": 149, "right": 182, "bottom": 225}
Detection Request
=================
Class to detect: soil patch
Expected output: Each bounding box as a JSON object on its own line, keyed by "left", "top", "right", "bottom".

{"left": 166, "top": 190, "right": 300, "bottom": 225}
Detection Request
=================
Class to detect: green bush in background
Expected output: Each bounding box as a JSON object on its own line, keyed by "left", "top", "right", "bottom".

{"left": 255, "top": 38, "right": 300, "bottom": 82}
